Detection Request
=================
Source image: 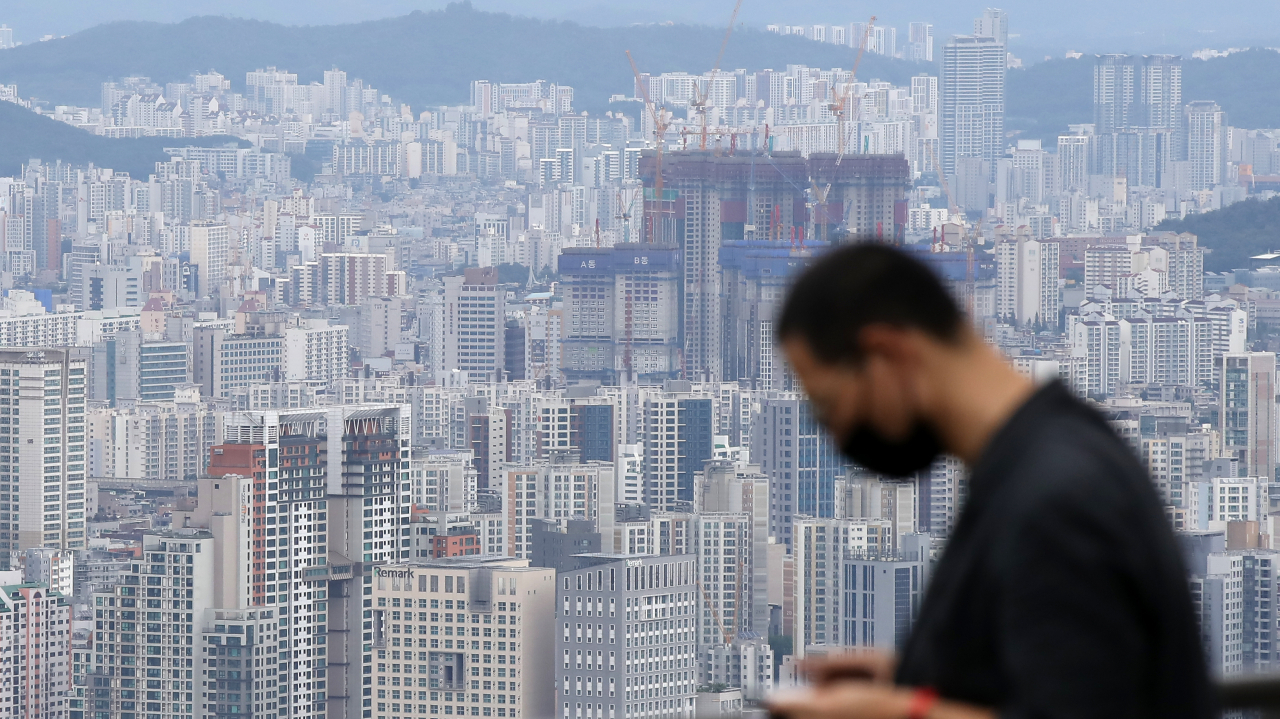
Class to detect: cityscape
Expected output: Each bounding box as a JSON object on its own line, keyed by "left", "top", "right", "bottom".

{"left": 0, "top": 1, "right": 1276, "bottom": 718}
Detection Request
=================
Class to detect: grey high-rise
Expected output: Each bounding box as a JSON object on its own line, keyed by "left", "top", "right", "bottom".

{"left": 1093, "top": 54, "right": 1182, "bottom": 135}
{"left": 940, "top": 35, "right": 1006, "bottom": 180}
{"left": 555, "top": 554, "right": 698, "bottom": 719}
{"left": 1093, "top": 54, "right": 1183, "bottom": 181}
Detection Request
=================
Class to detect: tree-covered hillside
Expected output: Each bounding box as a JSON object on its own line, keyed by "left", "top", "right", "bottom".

{"left": 0, "top": 100, "right": 249, "bottom": 177}
{"left": 1156, "top": 196, "right": 1280, "bottom": 272}
{"left": 1006, "top": 49, "right": 1280, "bottom": 144}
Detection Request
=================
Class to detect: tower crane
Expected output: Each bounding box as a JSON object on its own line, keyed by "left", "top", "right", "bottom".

{"left": 830, "top": 16, "right": 876, "bottom": 163}
{"left": 627, "top": 50, "right": 671, "bottom": 245}
{"left": 689, "top": 0, "right": 746, "bottom": 151}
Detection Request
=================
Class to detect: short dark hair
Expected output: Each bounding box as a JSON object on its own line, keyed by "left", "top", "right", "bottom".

{"left": 777, "top": 243, "right": 964, "bottom": 364}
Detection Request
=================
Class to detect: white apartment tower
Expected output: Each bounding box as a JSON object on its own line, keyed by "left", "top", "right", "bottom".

{"left": 995, "top": 234, "right": 1060, "bottom": 327}
{"left": 0, "top": 348, "right": 89, "bottom": 563}
{"left": 187, "top": 219, "right": 230, "bottom": 297}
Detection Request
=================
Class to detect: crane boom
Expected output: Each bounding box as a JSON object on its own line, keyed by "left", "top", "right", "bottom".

{"left": 830, "top": 16, "right": 876, "bottom": 160}
{"left": 691, "top": 0, "right": 745, "bottom": 151}
{"left": 628, "top": 50, "right": 668, "bottom": 244}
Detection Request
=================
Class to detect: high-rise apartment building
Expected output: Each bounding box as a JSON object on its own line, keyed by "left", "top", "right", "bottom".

{"left": 366, "top": 558, "right": 556, "bottom": 719}
{"left": 1185, "top": 101, "right": 1228, "bottom": 191}
{"left": 699, "top": 461, "right": 771, "bottom": 640}
{"left": 556, "top": 554, "right": 698, "bottom": 719}
{"left": 973, "top": 8, "right": 1009, "bottom": 45}
{"left": 87, "top": 399, "right": 218, "bottom": 482}
{"left": 994, "top": 234, "right": 1060, "bottom": 326}
{"left": 216, "top": 404, "right": 413, "bottom": 719}
{"left": 1093, "top": 54, "right": 1182, "bottom": 135}
{"left": 499, "top": 453, "right": 616, "bottom": 559}
{"left": 0, "top": 348, "right": 89, "bottom": 562}
{"left": 90, "top": 330, "right": 189, "bottom": 404}
{"left": 1221, "top": 353, "right": 1276, "bottom": 479}
{"left": 1093, "top": 54, "right": 1182, "bottom": 180}
{"left": 940, "top": 35, "right": 1005, "bottom": 179}
{"left": 246, "top": 67, "right": 298, "bottom": 115}
{"left": 792, "top": 518, "right": 849, "bottom": 655}
{"left": 444, "top": 268, "right": 507, "bottom": 383}
{"left": 754, "top": 395, "right": 841, "bottom": 546}
{"left": 640, "top": 153, "right": 909, "bottom": 380}
{"left": 283, "top": 318, "right": 350, "bottom": 383}
{"left": 641, "top": 383, "right": 714, "bottom": 513}
{"left": 558, "top": 244, "right": 681, "bottom": 383}
{"left": 2, "top": 581, "right": 71, "bottom": 718}
{"left": 187, "top": 220, "right": 230, "bottom": 297}
{"left": 907, "top": 23, "right": 934, "bottom": 62}
{"left": 90, "top": 529, "right": 216, "bottom": 719}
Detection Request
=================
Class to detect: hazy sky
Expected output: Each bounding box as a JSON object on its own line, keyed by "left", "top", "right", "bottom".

{"left": 3, "top": 0, "right": 1277, "bottom": 57}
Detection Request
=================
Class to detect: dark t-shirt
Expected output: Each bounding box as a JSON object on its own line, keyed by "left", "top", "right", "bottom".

{"left": 895, "top": 382, "right": 1214, "bottom": 719}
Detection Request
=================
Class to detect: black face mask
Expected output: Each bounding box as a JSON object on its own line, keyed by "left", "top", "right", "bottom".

{"left": 840, "top": 421, "right": 944, "bottom": 478}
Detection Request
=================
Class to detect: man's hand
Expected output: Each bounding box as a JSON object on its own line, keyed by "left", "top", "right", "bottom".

{"left": 766, "top": 683, "right": 913, "bottom": 719}
{"left": 801, "top": 651, "right": 898, "bottom": 686}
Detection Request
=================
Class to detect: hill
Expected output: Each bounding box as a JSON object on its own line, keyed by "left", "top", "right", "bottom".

{"left": 0, "top": 100, "right": 249, "bottom": 178}
{"left": 0, "top": 2, "right": 921, "bottom": 115}
{"left": 1154, "top": 196, "right": 1280, "bottom": 272}
{"left": 1006, "top": 49, "right": 1280, "bottom": 144}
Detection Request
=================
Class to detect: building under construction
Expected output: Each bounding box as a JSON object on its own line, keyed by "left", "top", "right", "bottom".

{"left": 640, "top": 150, "right": 911, "bottom": 381}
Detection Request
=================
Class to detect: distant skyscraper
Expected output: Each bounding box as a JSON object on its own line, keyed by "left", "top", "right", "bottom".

{"left": 907, "top": 23, "right": 934, "bottom": 62}
{"left": 973, "top": 8, "right": 1009, "bottom": 45}
{"left": 1057, "top": 129, "right": 1093, "bottom": 193}
{"left": 0, "top": 25, "right": 14, "bottom": 50}
{"left": 1185, "top": 100, "right": 1228, "bottom": 190}
{"left": 1093, "top": 54, "right": 1183, "bottom": 181}
{"left": 1093, "top": 54, "right": 1182, "bottom": 134}
{"left": 940, "top": 35, "right": 1005, "bottom": 180}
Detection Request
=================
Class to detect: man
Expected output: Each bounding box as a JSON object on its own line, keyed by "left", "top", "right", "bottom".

{"left": 766, "top": 244, "right": 1213, "bottom": 719}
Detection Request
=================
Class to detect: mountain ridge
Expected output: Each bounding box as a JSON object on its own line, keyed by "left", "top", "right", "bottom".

{"left": 0, "top": 4, "right": 922, "bottom": 114}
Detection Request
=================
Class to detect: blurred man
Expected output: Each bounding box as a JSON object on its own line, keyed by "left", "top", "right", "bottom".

{"left": 767, "top": 244, "right": 1212, "bottom": 719}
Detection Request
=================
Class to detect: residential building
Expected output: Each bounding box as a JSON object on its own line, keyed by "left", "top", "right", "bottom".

{"left": 557, "top": 554, "right": 698, "bottom": 719}
{"left": 444, "top": 268, "right": 507, "bottom": 383}
{"left": 366, "top": 558, "right": 556, "bottom": 719}
{"left": 0, "top": 348, "right": 89, "bottom": 562}
{"left": 187, "top": 220, "right": 230, "bottom": 297}
{"left": 2, "top": 582, "right": 71, "bottom": 718}
{"left": 754, "top": 394, "right": 841, "bottom": 546}
{"left": 940, "top": 35, "right": 1005, "bottom": 179}
{"left": 1221, "top": 353, "right": 1276, "bottom": 478}
{"left": 641, "top": 383, "right": 714, "bottom": 513}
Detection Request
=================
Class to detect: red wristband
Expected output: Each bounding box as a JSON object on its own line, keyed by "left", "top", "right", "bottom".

{"left": 906, "top": 687, "right": 939, "bottom": 719}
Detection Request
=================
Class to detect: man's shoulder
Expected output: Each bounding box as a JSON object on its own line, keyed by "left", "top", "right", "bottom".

{"left": 1001, "top": 405, "right": 1151, "bottom": 511}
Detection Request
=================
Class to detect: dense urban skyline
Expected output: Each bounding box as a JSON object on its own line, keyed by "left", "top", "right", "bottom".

{"left": 0, "top": 3, "right": 1276, "bottom": 719}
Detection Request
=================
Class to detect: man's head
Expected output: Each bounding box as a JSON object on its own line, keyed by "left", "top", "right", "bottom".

{"left": 778, "top": 243, "right": 968, "bottom": 476}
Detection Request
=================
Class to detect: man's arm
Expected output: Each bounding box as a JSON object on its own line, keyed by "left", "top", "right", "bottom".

{"left": 766, "top": 682, "right": 995, "bottom": 719}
